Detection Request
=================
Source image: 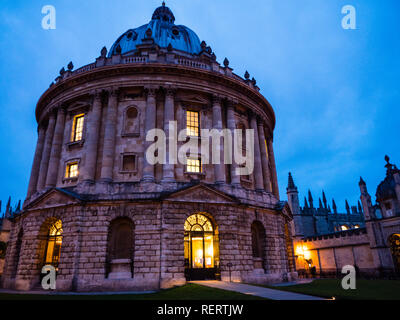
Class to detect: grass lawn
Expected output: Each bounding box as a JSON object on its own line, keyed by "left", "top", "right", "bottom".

{"left": 260, "top": 279, "right": 400, "bottom": 300}
{"left": 0, "top": 283, "right": 265, "bottom": 300}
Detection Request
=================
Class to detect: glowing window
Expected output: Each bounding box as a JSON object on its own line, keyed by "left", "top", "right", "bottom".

{"left": 184, "top": 214, "right": 215, "bottom": 269}
{"left": 186, "top": 158, "right": 202, "bottom": 173}
{"left": 71, "top": 114, "right": 85, "bottom": 142}
{"left": 44, "top": 220, "right": 63, "bottom": 269}
{"left": 340, "top": 225, "right": 349, "bottom": 231}
{"left": 65, "top": 162, "right": 79, "bottom": 178}
{"left": 354, "top": 225, "right": 360, "bottom": 229}
{"left": 186, "top": 111, "right": 199, "bottom": 137}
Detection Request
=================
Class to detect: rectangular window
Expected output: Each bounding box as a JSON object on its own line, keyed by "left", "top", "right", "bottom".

{"left": 71, "top": 114, "right": 85, "bottom": 142}
{"left": 186, "top": 111, "right": 200, "bottom": 137}
{"left": 65, "top": 162, "right": 79, "bottom": 178}
{"left": 186, "top": 157, "right": 202, "bottom": 173}
{"left": 122, "top": 154, "right": 136, "bottom": 172}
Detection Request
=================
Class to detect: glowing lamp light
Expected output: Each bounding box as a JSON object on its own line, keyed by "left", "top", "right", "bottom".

{"left": 296, "top": 246, "right": 304, "bottom": 256}
{"left": 303, "top": 249, "right": 311, "bottom": 260}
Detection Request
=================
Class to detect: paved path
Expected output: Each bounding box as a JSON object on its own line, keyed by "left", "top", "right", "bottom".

{"left": 190, "top": 281, "right": 325, "bottom": 300}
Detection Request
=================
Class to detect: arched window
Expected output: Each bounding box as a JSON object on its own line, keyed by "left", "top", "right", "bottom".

{"left": 123, "top": 106, "right": 140, "bottom": 136}
{"left": 251, "top": 221, "right": 266, "bottom": 259}
{"left": 44, "top": 220, "right": 63, "bottom": 270}
{"left": 389, "top": 234, "right": 400, "bottom": 271}
{"left": 106, "top": 218, "right": 134, "bottom": 278}
{"left": 184, "top": 213, "right": 216, "bottom": 269}
{"left": 11, "top": 228, "right": 23, "bottom": 278}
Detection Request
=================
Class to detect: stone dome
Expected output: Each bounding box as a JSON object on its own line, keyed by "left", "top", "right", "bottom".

{"left": 109, "top": 3, "right": 202, "bottom": 57}
{"left": 376, "top": 156, "right": 400, "bottom": 201}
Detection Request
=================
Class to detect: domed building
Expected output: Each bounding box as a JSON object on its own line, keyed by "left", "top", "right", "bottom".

{"left": 1, "top": 3, "right": 296, "bottom": 292}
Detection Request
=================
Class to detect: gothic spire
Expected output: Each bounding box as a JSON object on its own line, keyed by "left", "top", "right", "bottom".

{"left": 345, "top": 200, "right": 350, "bottom": 214}
{"left": 322, "top": 190, "right": 327, "bottom": 209}
{"left": 359, "top": 176, "right": 366, "bottom": 186}
{"left": 304, "top": 197, "right": 309, "bottom": 208}
{"left": 332, "top": 199, "right": 337, "bottom": 214}
{"left": 5, "top": 196, "right": 11, "bottom": 218}
{"left": 308, "top": 190, "right": 314, "bottom": 208}
{"left": 287, "top": 172, "right": 296, "bottom": 190}
{"left": 16, "top": 200, "right": 21, "bottom": 212}
{"left": 318, "top": 198, "right": 323, "bottom": 209}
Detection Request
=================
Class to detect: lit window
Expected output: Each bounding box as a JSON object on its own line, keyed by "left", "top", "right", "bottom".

{"left": 44, "top": 220, "right": 63, "bottom": 270}
{"left": 186, "top": 111, "right": 200, "bottom": 137}
{"left": 340, "top": 225, "right": 349, "bottom": 231}
{"left": 354, "top": 225, "right": 360, "bottom": 229}
{"left": 71, "top": 114, "right": 85, "bottom": 142}
{"left": 184, "top": 214, "right": 214, "bottom": 269}
{"left": 186, "top": 158, "right": 202, "bottom": 173}
{"left": 65, "top": 162, "right": 79, "bottom": 178}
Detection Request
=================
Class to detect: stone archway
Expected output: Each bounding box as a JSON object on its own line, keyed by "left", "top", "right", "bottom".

{"left": 184, "top": 213, "right": 220, "bottom": 280}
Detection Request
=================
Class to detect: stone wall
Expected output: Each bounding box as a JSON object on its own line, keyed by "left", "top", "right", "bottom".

{"left": 1, "top": 197, "right": 293, "bottom": 292}
{"left": 293, "top": 228, "right": 376, "bottom": 276}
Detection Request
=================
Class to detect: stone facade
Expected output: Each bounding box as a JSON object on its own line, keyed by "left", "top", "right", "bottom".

{"left": 288, "top": 157, "right": 400, "bottom": 277}
{"left": 1, "top": 4, "right": 296, "bottom": 292}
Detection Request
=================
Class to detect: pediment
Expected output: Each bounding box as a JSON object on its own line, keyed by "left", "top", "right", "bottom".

{"left": 163, "top": 184, "right": 238, "bottom": 204}
{"left": 178, "top": 94, "right": 209, "bottom": 106}
{"left": 25, "top": 188, "right": 81, "bottom": 211}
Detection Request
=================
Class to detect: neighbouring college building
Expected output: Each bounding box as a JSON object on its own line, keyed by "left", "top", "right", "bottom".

{"left": 0, "top": 3, "right": 297, "bottom": 292}
{"left": 288, "top": 156, "right": 400, "bottom": 277}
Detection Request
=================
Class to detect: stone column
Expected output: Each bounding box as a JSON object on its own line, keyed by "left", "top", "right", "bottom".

{"left": 162, "top": 88, "right": 175, "bottom": 182}
{"left": 45, "top": 106, "right": 67, "bottom": 187}
{"left": 142, "top": 87, "right": 157, "bottom": 182}
{"left": 226, "top": 100, "right": 240, "bottom": 185}
{"left": 249, "top": 113, "right": 264, "bottom": 191}
{"left": 26, "top": 125, "right": 46, "bottom": 197}
{"left": 82, "top": 90, "right": 102, "bottom": 182}
{"left": 212, "top": 95, "right": 226, "bottom": 184}
{"left": 37, "top": 110, "right": 56, "bottom": 191}
{"left": 100, "top": 88, "right": 119, "bottom": 182}
{"left": 258, "top": 121, "right": 272, "bottom": 192}
{"left": 267, "top": 138, "right": 280, "bottom": 199}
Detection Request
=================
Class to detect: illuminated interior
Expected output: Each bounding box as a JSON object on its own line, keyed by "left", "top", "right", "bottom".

{"left": 184, "top": 213, "right": 214, "bottom": 269}
{"left": 186, "top": 111, "right": 199, "bottom": 137}
{"left": 65, "top": 162, "right": 79, "bottom": 178}
{"left": 186, "top": 158, "right": 202, "bottom": 173}
{"left": 71, "top": 114, "right": 85, "bottom": 142}
{"left": 44, "top": 220, "right": 63, "bottom": 269}
{"left": 340, "top": 225, "right": 349, "bottom": 231}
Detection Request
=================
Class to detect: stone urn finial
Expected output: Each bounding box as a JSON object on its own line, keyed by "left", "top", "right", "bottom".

{"left": 101, "top": 46, "right": 107, "bottom": 58}
{"left": 223, "top": 57, "right": 229, "bottom": 67}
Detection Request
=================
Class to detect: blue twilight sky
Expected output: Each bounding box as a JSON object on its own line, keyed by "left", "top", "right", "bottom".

{"left": 0, "top": 0, "right": 399, "bottom": 213}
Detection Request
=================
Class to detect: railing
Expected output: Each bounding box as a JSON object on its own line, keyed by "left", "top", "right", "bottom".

{"left": 176, "top": 58, "right": 210, "bottom": 70}
{"left": 123, "top": 56, "right": 148, "bottom": 64}
{"left": 73, "top": 63, "right": 96, "bottom": 75}
{"left": 59, "top": 55, "right": 257, "bottom": 92}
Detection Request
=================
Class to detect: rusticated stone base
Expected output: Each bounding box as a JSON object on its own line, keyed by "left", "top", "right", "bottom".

{"left": 1, "top": 185, "right": 295, "bottom": 292}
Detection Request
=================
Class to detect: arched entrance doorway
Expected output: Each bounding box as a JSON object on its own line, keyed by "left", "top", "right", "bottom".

{"left": 389, "top": 234, "right": 400, "bottom": 272}
{"left": 184, "top": 213, "right": 220, "bottom": 280}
